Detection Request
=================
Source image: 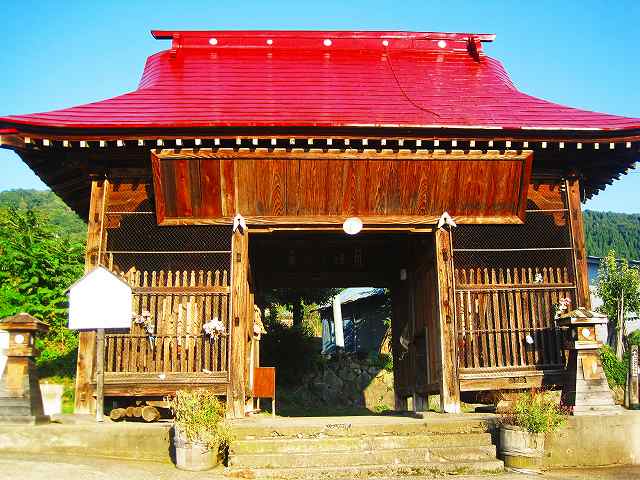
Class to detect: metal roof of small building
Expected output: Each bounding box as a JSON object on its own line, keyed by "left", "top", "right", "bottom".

{"left": 1, "top": 30, "right": 639, "bottom": 134}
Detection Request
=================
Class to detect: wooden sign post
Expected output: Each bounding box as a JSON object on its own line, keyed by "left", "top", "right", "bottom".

{"left": 68, "top": 266, "right": 133, "bottom": 422}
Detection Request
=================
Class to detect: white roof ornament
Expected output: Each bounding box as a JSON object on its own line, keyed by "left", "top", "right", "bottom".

{"left": 232, "top": 213, "right": 247, "bottom": 233}
{"left": 437, "top": 211, "right": 457, "bottom": 230}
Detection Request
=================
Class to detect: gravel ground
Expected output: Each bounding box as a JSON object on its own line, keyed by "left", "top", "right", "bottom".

{"left": 0, "top": 453, "right": 639, "bottom": 480}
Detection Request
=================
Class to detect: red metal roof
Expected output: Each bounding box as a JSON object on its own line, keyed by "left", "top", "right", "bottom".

{"left": 2, "top": 30, "right": 639, "bottom": 133}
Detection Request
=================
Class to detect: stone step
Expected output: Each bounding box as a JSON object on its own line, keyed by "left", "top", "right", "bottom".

{"left": 232, "top": 418, "right": 491, "bottom": 440}
{"left": 232, "top": 432, "right": 493, "bottom": 455}
{"left": 0, "top": 405, "right": 32, "bottom": 416}
{"left": 229, "top": 444, "right": 497, "bottom": 468}
{"left": 227, "top": 459, "right": 505, "bottom": 479}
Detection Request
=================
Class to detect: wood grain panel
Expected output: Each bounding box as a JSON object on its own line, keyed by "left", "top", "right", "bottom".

{"left": 199, "top": 157, "right": 222, "bottom": 217}
{"left": 151, "top": 149, "right": 533, "bottom": 226}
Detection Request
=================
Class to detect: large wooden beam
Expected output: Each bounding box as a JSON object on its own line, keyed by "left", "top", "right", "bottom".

{"left": 434, "top": 227, "right": 461, "bottom": 413}
{"left": 566, "top": 178, "right": 591, "bottom": 309}
{"left": 74, "top": 178, "right": 108, "bottom": 413}
{"left": 227, "top": 226, "right": 248, "bottom": 418}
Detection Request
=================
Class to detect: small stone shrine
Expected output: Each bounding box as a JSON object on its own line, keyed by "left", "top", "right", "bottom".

{"left": 0, "top": 313, "right": 50, "bottom": 424}
{"left": 557, "top": 307, "right": 621, "bottom": 415}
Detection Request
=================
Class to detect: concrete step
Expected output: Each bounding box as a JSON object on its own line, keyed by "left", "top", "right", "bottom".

{"left": 229, "top": 444, "right": 497, "bottom": 468}
{"left": 232, "top": 432, "right": 493, "bottom": 455}
{"left": 227, "top": 459, "right": 505, "bottom": 479}
{"left": 232, "top": 418, "right": 491, "bottom": 440}
{"left": 0, "top": 405, "right": 32, "bottom": 416}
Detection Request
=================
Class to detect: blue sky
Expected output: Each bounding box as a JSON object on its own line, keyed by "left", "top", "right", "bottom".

{"left": 1, "top": 0, "right": 638, "bottom": 212}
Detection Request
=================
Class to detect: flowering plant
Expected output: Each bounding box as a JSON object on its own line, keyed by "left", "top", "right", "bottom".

{"left": 203, "top": 317, "right": 225, "bottom": 336}
{"left": 553, "top": 297, "right": 572, "bottom": 319}
{"left": 133, "top": 310, "right": 155, "bottom": 335}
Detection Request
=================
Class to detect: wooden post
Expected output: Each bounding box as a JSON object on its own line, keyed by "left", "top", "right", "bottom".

{"left": 95, "top": 328, "right": 105, "bottom": 422}
{"left": 566, "top": 178, "right": 591, "bottom": 309}
{"left": 434, "top": 227, "right": 461, "bottom": 413}
{"left": 227, "top": 226, "right": 247, "bottom": 418}
{"left": 629, "top": 345, "right": 639, "bottom": 410}
{"left": 74, "top": 179, "right": 108, "bottom": 414}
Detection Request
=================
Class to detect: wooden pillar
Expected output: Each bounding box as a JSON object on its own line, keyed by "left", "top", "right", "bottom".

{"left": 434, "top": 227, "right": 461, "bottom": 413}
{"left": 566, "top": 178, "right": 591, "bottom": 309}
{"left": 391, "top": 283, "right": 408, "bottom": 411}
{"left": 227, "top": 227, "right": 248, "bottom": 418}
{"left": 74, "top": 179, "right": 108, "bottom": 414}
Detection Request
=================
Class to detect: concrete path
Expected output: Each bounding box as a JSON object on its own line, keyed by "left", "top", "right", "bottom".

{"left": 0, "top": 453, "right": 638, "bottom": 480}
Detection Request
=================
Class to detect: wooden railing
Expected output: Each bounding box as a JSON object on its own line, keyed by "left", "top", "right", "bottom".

{"left": 455, "top": 267, "right": 573, "bottom": 372}
{"left": 104, "top": 267, "right": 230, "bottom": 375}
{"left": 105, "top": 333, "right": 227, "bottom": 374}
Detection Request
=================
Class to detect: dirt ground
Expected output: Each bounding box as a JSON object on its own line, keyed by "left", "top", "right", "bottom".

{"left": 1, "top": 453, "right": 639, "bottom": 480}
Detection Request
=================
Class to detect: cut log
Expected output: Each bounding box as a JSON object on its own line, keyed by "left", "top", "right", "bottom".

{"left": 141, "top": 405, "right": 161, "bottom": 422}
{"left": 132, "top": 406, "right": 143, "bottom": 418}
{"left": 109, "top": 408, "right": 127, "bottom": 421}
{"left": 125, "top": 406, "right": 136, "bottom": 417}
{"left": 145, "top": 400, "right": 170, "bottom": 409}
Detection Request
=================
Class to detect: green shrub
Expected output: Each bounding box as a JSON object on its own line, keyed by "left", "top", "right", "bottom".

{"left": 170, "top": 390, "right": 231, "bottom": 449}
{"left": 260, "top": 318, "right": 322, "bottom": 386}
{"left": 35, "top": 335, "right": 78, "bottom": 378}
{"left": 601, "top": 344, "right": 628, "bottom": 387}
{"left": 368, "top": 351, "right": 393, "bottom": 372}
{"left": 500, "top": 389, "right": 567, "bottom": 434}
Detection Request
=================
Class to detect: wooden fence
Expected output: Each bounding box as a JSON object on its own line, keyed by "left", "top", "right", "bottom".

{"left": 104, "top": 267, "right": 230, "bottom": 375}
{"left": 455, "top": 266, "right": 573, "bottom": 372}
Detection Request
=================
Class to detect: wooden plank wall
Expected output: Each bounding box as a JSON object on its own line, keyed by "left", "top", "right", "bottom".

{"left": 391, "top": 236, "right": 440, "bottom": 408}
{"left": 151, "top": 149, "right": 532, "bottom": 224}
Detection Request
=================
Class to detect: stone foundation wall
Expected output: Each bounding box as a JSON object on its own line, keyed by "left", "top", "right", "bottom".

{"left": 544, "top": 411, "right": 640, "bottom": 467}
{"left": 289, "top": 356, "right": 395, "bottom": 411}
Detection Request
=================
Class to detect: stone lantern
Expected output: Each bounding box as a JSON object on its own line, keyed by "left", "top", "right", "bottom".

{"left": 0, "top": 313, "right": 50, "bottom": 424}
{"left": 557, "top": 307, "right": 621, "bottom": 415}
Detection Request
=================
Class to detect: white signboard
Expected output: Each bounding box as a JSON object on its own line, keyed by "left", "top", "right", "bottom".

{"left": 68, "top": 266, "right": 133, "bottom": 330}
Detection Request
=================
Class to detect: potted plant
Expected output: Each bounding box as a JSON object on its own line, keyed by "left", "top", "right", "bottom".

{"left": 499, "top": 389, "right": 567, "bottom": 472}
{"left": 170, "top": 389, "right": 231, "bottom": 471}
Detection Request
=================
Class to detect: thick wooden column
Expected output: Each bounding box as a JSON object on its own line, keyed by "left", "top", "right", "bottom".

{"left": 227, "top": 227, "right": 248, "bottom": 418}
{"left": 74, "top": 179, "right": 108, "bottom": 414}
{"left": 434, "top": 227, "right": 461, "bottom": 413}
{"left": 566, "top": 178, "right": 591, "bottom": 309}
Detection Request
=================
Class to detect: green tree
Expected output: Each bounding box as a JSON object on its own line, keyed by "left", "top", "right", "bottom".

{"left": 260, "top": 288, "right": 341, "bottom": 327}
{"left": 584, "top": 210, "right": 640, "bottom": 260}
{"left": 0, "top": 189, "right": 86, "bottom": 242}
{"left": 0, "top": 207, "right": 85, "bottom": 375}
{"left": 596, "top": 250, "right": 640, "bottom": 359}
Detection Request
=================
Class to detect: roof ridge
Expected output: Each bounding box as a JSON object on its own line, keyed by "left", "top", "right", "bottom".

{"left": 151, "top": 29, "right": 495, "bottom": 54}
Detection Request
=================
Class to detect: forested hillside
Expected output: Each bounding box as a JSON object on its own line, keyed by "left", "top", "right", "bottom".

{"left": 584, "top": 210, "right": 640, "bottom": 261}
{"left": 0, "top": 189, "right": 86, "bottom": 241}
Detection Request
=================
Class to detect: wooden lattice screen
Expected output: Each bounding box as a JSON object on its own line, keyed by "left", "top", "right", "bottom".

{"left": 452, "top": 183, "right": 576, "bottom": 383}
{"left": 99, "top": 180, "right": 233, "bottom": 378}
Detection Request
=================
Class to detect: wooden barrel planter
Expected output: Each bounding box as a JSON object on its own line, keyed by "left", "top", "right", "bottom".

{"left": 174, "top": 435, "right": 219, "bottom": 471}
{"left": 499, "top": 425, "right": 545, "bottom": 472}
